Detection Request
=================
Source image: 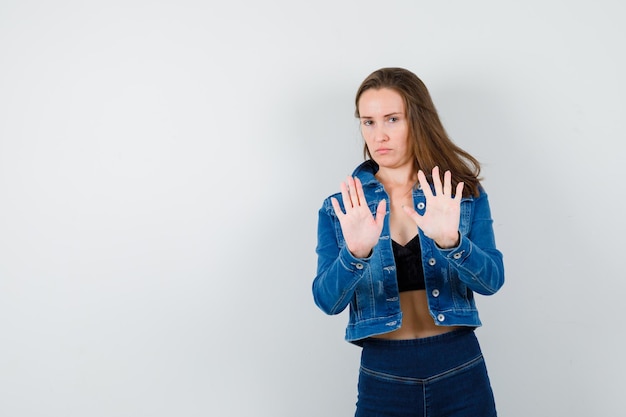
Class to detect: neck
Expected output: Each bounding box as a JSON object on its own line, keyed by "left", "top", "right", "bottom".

{"left": 375, "top": 164, "right": 417, "bottom": 189}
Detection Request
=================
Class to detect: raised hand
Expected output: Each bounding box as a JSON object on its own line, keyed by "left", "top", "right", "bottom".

{"left": 402, "top": 166, "right": 464, "bottom": 249}
{"left": 331, "top": 176, "right": 387, "bottom": 258}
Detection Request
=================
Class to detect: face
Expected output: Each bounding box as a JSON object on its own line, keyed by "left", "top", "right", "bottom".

{"left": 358, "top": 88, "right": 412, "bottom": 170}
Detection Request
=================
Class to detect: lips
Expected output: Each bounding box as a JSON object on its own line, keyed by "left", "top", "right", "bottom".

{"left": 376, "top": 148, "right": 391, "bottom": 154}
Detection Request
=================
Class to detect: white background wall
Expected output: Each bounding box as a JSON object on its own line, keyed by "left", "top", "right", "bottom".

{"left": 1, "top": 1, "right": 624, "bottom": 416}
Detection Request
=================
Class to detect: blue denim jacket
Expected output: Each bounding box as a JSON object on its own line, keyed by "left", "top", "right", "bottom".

{"left": 313, "top": 160, "right": 504, "bottom": 344}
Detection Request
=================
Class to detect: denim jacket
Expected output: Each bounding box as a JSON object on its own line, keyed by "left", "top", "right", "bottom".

{"left": 313, "top": 160, "right": 504, "bottom": 344}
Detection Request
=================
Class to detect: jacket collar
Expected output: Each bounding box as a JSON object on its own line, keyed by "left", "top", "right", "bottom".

{"left": 351, "top": 160, "right": 380, "bottom": 186}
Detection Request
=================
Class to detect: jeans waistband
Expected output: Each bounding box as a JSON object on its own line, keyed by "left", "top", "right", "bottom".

{"left": 360, "top": 328, "right": 482, "bottom": 380}
{"left": 362, "top": 327, "right": 475, "bottom": 347}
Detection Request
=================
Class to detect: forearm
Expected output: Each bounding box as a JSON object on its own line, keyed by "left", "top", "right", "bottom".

{"left": 435, "top": 234, "right": 504, "bottom": 295}
{"left": 313, "top": 245, "right": 371, "bottom": 315}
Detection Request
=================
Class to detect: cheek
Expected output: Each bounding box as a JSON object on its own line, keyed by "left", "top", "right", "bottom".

{"left": 361, "top": 130, "right": 374, "bottom": 145}
{"left": 362, "top": 137, "right": 375, "bottom": 157}
{"left": 397, "top": 129, "right": 410, "bottom": 146}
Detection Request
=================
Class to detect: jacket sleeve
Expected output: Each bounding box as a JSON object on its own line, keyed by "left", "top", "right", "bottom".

{"left": 434, "top": 189, "right": 505, "bottom": 295}
{"left": 312, "top": 202, "right": 372, "bottom": 315}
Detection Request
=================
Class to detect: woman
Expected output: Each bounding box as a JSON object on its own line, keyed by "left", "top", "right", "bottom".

{"left": 313, "top": 68, "right": 504, "bottom": 416}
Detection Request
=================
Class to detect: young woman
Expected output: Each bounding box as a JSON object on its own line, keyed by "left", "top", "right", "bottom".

{"left": 313, "top": 68, "right": 504, "bottom": 416}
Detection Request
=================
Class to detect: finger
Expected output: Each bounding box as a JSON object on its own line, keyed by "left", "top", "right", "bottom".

{"left": 375, "top": 199, "right": 387, "bottom": 229}
{"left": 432, "top": 166, "right": 443, "bottom": 195}
{"left": 339, "top": 180, "right": 352, "bottom": 209}
{"left": 354, "top": 177, "right": 367, "bottom": 208}
{"left": 443, "top": 170, "right": 452, "bottom": 196}
{"left": 417, "top": 170, "right": 433, "bottom": 198}
{"left": 373, "top": 200, "right": 387, "bottom": 234}
{"left": 347, "top": 176, "right": 360, "bottom": 206}
{"left": 331, "top": 197, "right": 345, "bottom": 217}
{"left": 454, "top": 182, "right": 464, "bottom": 200}
{"left": 402, "top": 204, "right": 423, "bottom": 228}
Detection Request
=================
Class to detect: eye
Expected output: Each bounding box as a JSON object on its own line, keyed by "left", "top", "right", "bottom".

{"left": 389, "top": 116, "right": 399, "bottom": 123}
{"left": 362, "top": 120, "right": 373, "bottom": 126}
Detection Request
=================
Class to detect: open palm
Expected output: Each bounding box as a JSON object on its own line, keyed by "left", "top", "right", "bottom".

{"left": 331, "top": 176, "right": 387, "bottom": 258}
{"left": 403, "top": 167, "right": 463, "bottom": 249}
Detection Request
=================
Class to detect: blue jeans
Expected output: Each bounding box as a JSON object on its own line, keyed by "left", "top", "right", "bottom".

{"left": 355, "top": 328, "right": 497, "bottom": 417}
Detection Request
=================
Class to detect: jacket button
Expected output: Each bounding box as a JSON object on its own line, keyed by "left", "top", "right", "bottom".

{"left": 453, "top": 252, "right": 462, "bottom": 260}
{"left": 437, "top": 314, "right": 445, "bottom": 322}
{"left": 417, "top": 202, "right": 425, "bottom": 210}
{"left": 432, "top": 289, "right": 440, "bottom": 297}
{"left": 428, "top": 258, "right": 436, "bottom": 266}
{"left": 355, "top": 263, "right": 364, "bottom": 270}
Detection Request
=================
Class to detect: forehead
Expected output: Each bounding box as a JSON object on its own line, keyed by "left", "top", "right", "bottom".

{"left": 358, "top": 88, "right": 405, "bottom": 117}
{"left": 359, "top": 88, "right": 404, "bottom": 117}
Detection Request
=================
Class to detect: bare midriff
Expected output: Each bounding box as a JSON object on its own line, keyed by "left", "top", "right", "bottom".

{"left": 371, "top": 290, "right": 461, "bottom": 340}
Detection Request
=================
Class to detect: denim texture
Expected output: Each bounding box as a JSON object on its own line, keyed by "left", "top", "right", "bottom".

{"left": 355, "top": 329, "right": 497, "bottom": 417}
{"left": 313, "top": 160, "right": 505, "bottom": 344}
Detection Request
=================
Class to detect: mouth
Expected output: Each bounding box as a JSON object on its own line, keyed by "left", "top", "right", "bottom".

{"left": 376, "top": 148, "right": 391, "bottom": 154}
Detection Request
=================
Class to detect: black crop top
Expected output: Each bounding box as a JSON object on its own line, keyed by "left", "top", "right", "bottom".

{"left": 391, "top": 235, "right": 426, "bottom": 292}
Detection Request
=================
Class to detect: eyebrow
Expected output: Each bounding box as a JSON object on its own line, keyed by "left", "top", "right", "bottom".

{"left": 359, "top": 112, "right": 403, "bottom": 119}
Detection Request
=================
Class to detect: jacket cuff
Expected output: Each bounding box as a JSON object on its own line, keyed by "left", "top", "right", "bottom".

{"left": 338, "top": 245, "right": 371, "bottom": 273}
{"left": 436, "top": 233, "right": 472, "bottom": 264}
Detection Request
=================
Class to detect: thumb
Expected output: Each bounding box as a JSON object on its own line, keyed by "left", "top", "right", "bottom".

{"left": 375, "top": 199, "right": 387, "bottom": 227}
{"left": 402, "top": 204, "right": 422, "bottom": 227}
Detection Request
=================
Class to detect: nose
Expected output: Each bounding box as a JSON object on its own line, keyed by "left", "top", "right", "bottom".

{"left": 373, "top": 125, "right": 389, "bottom": 142}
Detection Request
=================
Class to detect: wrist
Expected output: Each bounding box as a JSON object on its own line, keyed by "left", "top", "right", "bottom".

{"left": 435, "top": 232, "right": 460, "bottom": 249}
{"left": 348, "top": 246, "right": 373, "bottom": 259}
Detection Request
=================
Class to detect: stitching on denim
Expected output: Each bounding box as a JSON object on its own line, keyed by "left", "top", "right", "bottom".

{"left": 360, "top": 354, "right": 484, "bottom": 385}
{"left": 454, "top": 242, "right": 500, "bottom": 295}
{"left": 422, "top": 383, "right": 427, "bottom": 417}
